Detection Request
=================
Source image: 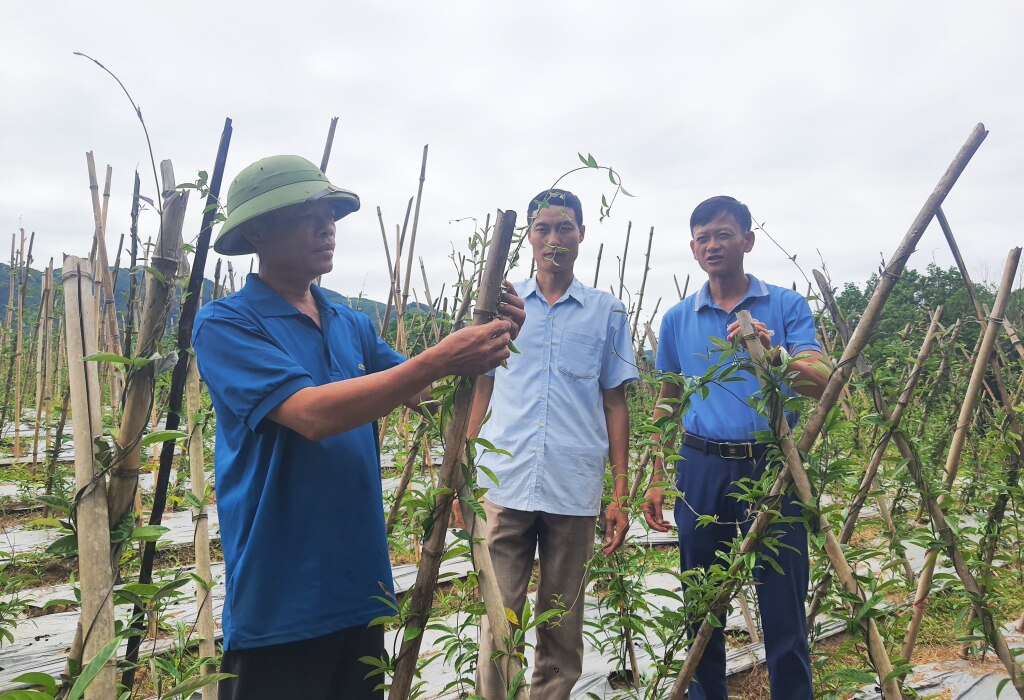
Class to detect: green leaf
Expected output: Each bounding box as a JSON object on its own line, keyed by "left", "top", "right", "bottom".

{"left": 130, "top": 525, "right": 169, "bottom": 542}
{"left": 161, "top": 673, "right": 236, "bottom": 699}
{"left": 67, "top": 636, "right": 120, "bottom": 700}
{"left": 0, "top": 691, "right": 54, "bottom": 699}
{"left": 45, "top": 534, "right": 78, "bottom": 556}
{"left": 402, "top": 625, "right": 422, "bottom": 641}
{"left": 11, "top": 673, "right": 56, "bottom": 695}
{"left": 141, "top": 430, "right": 189, "bottom": 448}
{"left": 83, "top": 352, "right": 133, "bottom": 365}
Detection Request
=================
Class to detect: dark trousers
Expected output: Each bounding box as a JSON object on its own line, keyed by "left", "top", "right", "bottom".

{"left": 674, "top": 443, "right": 813, "bottom": 700}
{"left": 218, "top": 624, "right": 384, "bottom": 700}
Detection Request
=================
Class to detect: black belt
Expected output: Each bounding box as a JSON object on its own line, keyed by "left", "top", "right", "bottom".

{"left": 681, "top": 433, "right": 762, "bottom": 460}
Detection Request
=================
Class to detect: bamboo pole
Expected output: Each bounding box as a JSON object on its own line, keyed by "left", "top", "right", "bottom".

{"left": 124, "top": 122, "right": 232, "bottom": 681}
{"left": 12, "top": 229, "right": 33, "bottom": 459}
{"left": 106, "top": 166, "right": 190, "bottom": 529}
{"left": 593, "top": 242, "right": 604, "bottom": 288}
{"left": 123, "top": 171, "right": 142, "bottom": 359}
{"left": 806, "top": 303, "right": 943, "bottom": 629}
{"left": 901, "top": 247, "right": 1020, "bottom": 662}
{"left": 86, "top": 155, "right": 125, "bottom": 402}
{"left": 186, "top": 355, "right": 217, "bottom": 698}
{"left": 402, "top": 149, "right": 428, "bottom": 317}
{"left": 385, "top": 419, "right": 430, "bottom": 535}
{"left": 617, "top": 221, "right": 631, "bottom": 301}
{"left": 61, "top": 258, "right": 117, "bottom": 699}
{"left": 389, "top": 210, "right": 522, "bottom": 700}
{"left": 31, "top": 259, "right": 54, "bottom": 465}
{"left": 319, "top": 116, "right": 339, "bottom": 172}
{"left": 631, "top": 226, "right": 654, "bottom": 343}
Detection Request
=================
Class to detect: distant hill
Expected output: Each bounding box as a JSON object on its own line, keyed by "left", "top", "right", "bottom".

{"left": 0, "top": 262, "right": 425, "bottom": 326}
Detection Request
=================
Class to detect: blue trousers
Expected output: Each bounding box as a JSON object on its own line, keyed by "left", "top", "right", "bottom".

{"left": 674, "top": 443, "right": 813, "bottom": 700}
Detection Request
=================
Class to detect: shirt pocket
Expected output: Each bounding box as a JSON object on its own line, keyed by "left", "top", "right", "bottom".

{"left": 557, "top": 330, "right": 602, "bottom": 380}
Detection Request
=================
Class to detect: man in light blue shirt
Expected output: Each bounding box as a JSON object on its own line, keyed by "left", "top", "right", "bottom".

{"left": 469, "top": 189, "right": 638, "bottom": 699}
{"left": 643, "top": 195, "right": 827, "bottom": 700}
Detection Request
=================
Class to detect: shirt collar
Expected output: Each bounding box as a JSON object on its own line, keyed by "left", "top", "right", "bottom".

{"left": 693, "top": 274, "right": 768, "bottom": 312}
{"left": 523, "top": 276, "right": 586, "bottom": 307}
{"left": 241, "top": 273, "right": 335, "bottom": 318}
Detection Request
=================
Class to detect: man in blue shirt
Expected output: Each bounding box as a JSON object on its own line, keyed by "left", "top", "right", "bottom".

{"left": 642, "top": 196, "right": 827, "bottom": 700}
{"left": 192, "top": 155, "right": 524, "bottom": 700}
{"left": 468, "top": 189, "right": 638, "bottom": 699}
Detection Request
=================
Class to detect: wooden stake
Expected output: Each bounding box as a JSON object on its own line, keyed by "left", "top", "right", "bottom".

{"left": 61, "top": 258, "right": 117, "bottom": 699}
{"left": 593, "top": 242, "right": 604, "bottom": 288}
{"left": 632, "top": 226, "right": 654, "bottom": 343}
{"left": 617, "top": 221, "right": 631, "bottom": 301}
{"left": 187, "top": 355, "right": 217, "bottom": 698}
{"left": 902, "top": 247, "right": 1021, "bottom": 662}
{"left": 389, "top": 210, "right": 522, "bottom": 700}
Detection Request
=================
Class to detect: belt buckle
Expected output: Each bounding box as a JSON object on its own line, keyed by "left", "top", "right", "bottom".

{"left": 719, "top": 442, "right": 752, "bottom": 460}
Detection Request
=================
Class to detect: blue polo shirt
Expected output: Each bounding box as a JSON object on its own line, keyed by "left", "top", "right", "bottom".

{"left": 192, "top": 274, "right": 406, "bottom": 651}
{"left": 655, "top": 274, "right": 820, "bottom": 442}
{"left": 477, "top": 277, "right": 638, "bottom": 516}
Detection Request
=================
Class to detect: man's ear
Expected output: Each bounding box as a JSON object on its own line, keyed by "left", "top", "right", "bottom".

{"left": 744, "top": 229, "right": 755, "bottom": 252}
{"left": 690, "top": 238, "right": 697, "bottom": 259}
{"left": 578, "top": 224, "right": 586, "bottom": 243}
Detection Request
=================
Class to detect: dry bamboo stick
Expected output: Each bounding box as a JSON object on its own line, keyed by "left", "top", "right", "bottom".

{"left": 385, "top": 420, "right": 430, "bottom": 535}
{"left": 186, "top": 356, "right": 217, "bottom": 698}
{"left": 106, "top": 167, "right": 189, "bottom": 529}
{"left": 61, "top": 258, "right": 117, "bottom": 699}
{"left": 319, "top": 116, "right": 339, "bottom": 172}
{"left": 400, "top": 145, "right": 429, "bottom": 319}
{"left": 86, "top": 155, "right": 125, "bottom": 404}
{"left": 806, "top": 304, "right": 943, "bottom": 629}
{"left": 12, "top": 229, "right": 31, "bottom": 459}
{"left": 631, "top": 226, "right": 654, "bottom": 343}
{"left": 389, "top": 209, "right": 521, "bottom": 700}
{"left": 123, "top": 171, "right": 142, "bottom": 359}
{"left": 593, "top": 242, "right": 604, "bottom": 288}
{"left": 31, "top": 259, "right": 54, "bottom": 465}
{"left": 126, "top": 122, "right": 232, "bottom": 680}
{"left": 901, "top": 247, "right": 1020, "bottom": 662}
{"left": 617, "top": 221, "right": 631, "bottom": 301}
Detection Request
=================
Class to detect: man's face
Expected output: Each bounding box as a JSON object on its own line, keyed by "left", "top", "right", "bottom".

{"left": 527, "top": 204, "right": 584, "bottom": 274}
{"left": 248, "top": 200, "right": 337, "bottom": 279}
{"left": 690, "top": 212, "right": 753, "bottom": 276}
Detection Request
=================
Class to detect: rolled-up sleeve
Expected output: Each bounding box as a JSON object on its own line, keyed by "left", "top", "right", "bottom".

{"left": 360, "top": 315, "right": 406, "bottom": 374}
{"left": 193, "top": 310, "right": 314, "bottom": 433}
{"left": 655, "top": 309, "right": 681, "bottom": 374}
{"left": 783, "top": 294, "right": 822, "bottom": 356}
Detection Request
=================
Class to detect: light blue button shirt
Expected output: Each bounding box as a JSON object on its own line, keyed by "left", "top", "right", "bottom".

{"left": 477, "top": 277, "right": 639, "bottom": 516}
{"left": 655, "top": 274, "right": 821, "bottom": 441}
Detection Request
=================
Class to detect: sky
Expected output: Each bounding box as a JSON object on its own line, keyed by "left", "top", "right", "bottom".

{"left": 2, "top": 1, "right": 1022, "bottom": 327}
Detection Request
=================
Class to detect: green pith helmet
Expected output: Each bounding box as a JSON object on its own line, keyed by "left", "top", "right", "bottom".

{"left": 213, "top": 155, "right": 360, "bottom": 255}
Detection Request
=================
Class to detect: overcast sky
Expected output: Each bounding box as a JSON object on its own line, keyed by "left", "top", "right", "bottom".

{"left": 3, "top": 1, "right": 1021, "bottom": 326}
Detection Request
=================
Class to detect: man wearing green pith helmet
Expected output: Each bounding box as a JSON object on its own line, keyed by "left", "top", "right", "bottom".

{"left": 192, "top": 155, "right": 525, "bottom": 700}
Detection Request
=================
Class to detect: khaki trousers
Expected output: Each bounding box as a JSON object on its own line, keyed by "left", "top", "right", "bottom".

{"left": 476, "top": 500, "right": 597, "bottom": 700}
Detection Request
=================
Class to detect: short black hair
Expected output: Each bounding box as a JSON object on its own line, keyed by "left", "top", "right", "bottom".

{"left": 689, "top": 196, "right": 751, "bottom": 234}
{"left": 527, "top": 188, "right": 583, "bottom": 227}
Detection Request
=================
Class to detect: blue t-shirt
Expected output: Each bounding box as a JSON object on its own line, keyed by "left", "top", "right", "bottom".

{"left": 193, "top": 274, "right": 406, "bottom": 650}
{"left": 655, "top": 274, "right": 820, "bottom": 441}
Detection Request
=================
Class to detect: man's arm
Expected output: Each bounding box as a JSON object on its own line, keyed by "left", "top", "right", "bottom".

{"left": 602, "top": 384, "right": 631, "bottom": 555}
{"left": 269, "top": 320, "right": 513, "bottom": 441}
{"left": 641, "top": 380, "right": 682, "bottom": 532}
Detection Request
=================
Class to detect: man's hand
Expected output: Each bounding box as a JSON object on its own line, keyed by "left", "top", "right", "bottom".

{"left": 642, "top": 486, "right": 671, "bottom": 533}
{"left": 602, "top": 500, "right": 629, "bottom": 555}
{"left": 431, "top": 319, "right": 513, "bottom": 376}
{"left": 498, "top": 281, "right": 526, "bottom": 340}
{"left": 726, "top": 316, "right": 774, "bottom": 352}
